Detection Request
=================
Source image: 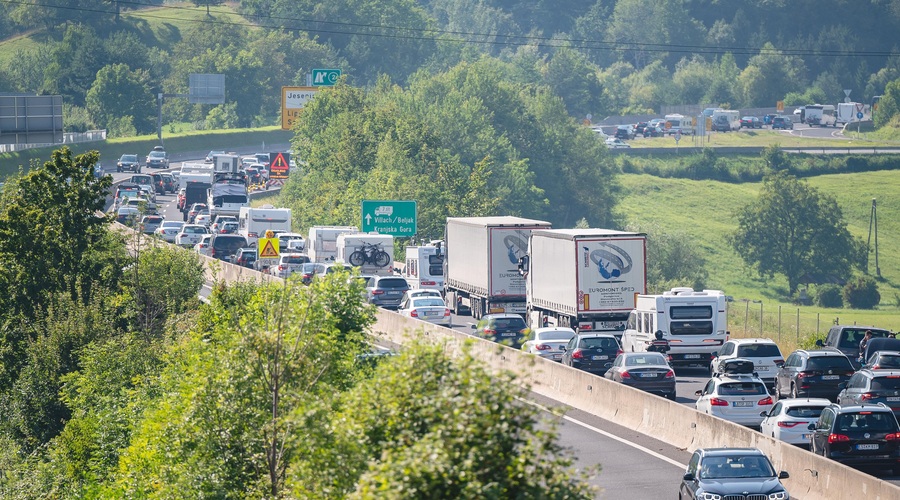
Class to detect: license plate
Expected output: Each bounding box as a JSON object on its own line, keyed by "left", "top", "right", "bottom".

{"left": 822, "top": 375, "right": 839, "bottom": 380}
{"left": 888, "top": 397, "right": 900, "bottom": 402}
{"left": 733, "top": 401, "right": 753, "bottom": 407}
{"left": 387, "top": 291, "right": 400, "bottom": 296}
{"left": 857, "top": 444, "right": 879, "bottom": 450}
{"left": 501, "top": 332, "right": 516, "bottom": 337}
{"left": 552, "top": 354, "right": 562, "bottom": 360}
{"left": 684, "top": 354, "right": 701, "bottom": 359}
{"left": 592, "top": 355, "right": 608, "bottom": 360}
{"left": 755, "top": 366, "right": 768, "bottom": 371}
{"left": 639, "top": 373, "right": 656, "bottom": 378}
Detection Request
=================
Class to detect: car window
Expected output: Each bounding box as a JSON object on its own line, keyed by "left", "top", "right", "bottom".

{"left": 493, "top": 318, "right": 526, "bottom": 330}
{"left": 213, "top": 237, "right": 247, "bottom": 252}
{"left": 580, "top": 337, "right": 618, "bottom": 349}
{"left": 718, "top": 382, "right": 768, "bottom": 396}
{"left": 737, "top": 344, "right": 782, "bottom": 357}
{"left": 185, "top": 226, "right": 206, "bottom": 234}
{"left": 699, "top": 455, "right": 774, "bottom": 479}
{"left": 538, "top": 331, "right": 575, "bottom": 341}
{"left": 411, "top": 298, "right": 445, "bottom": 307}
{"left": 376, "top": 278, "right": 409, "bottom": 289}
{"left": 784, "top": 405, "right": 826, "bottom": 418}
{"left": 872, "top": 355, "right": 900, "bottom": 368}
{"left": 626, "top": 354, "right": 666, "bottom": 366}
{"left": 836, "top": 412, "right": 896, "bottom": 432}
{"left": 871, "top": 377, "right": 900, "bottom": 391}
{"left": 806, "top": 356, "right": 853, "bottom": 370}
{"left": 282, "top": 255, "right": 309, "bottom": 264}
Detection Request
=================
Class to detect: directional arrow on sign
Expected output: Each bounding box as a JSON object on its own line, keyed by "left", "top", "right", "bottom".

{"left": 365, "top": 213, "right": 372, "bottom": 225}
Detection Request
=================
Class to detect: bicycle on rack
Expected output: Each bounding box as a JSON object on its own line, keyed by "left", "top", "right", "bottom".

{"left": 348, "top": 242, "right": 392, "bottom": 267}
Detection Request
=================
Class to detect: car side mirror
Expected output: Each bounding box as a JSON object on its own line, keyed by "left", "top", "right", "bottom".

{"left": 778, "top": 471, "right": 790, "bottom": 479}
{"left": 694, "top": 390, "right": 702, "bottom": 397}
{"left": 759, "top": 411, "right": 768, "bottom": 417}
{"left": 807, "top": 423, "right": 816, "bottom": 430}
{"left": 711, "top": 351, "right": 718, "bottom": 358}
{"left": 470, "top": 325, "right": 476, "bottom": 330}
{"left": 815, "top": 339, "right": 824, "bottom": 347}
{"left": 560, "top": 346, "right": 567, "bottom": 352}
{"left": 838, "top": 382, "right": 847, "bottom": 389}
{"left": 682, "top": 472, "right": 695, "bottom": 481}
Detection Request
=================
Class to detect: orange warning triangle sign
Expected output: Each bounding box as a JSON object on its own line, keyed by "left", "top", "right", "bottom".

{"left": 258, "top": 238, "right": 279, "bottom": 258}
{"left": 270, "top": 153, "right": 289, "bottom": 169}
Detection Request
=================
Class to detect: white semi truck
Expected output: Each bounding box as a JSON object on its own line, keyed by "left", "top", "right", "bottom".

{"left": 443, "top": 216, "right": 552, "bottom": 319}
{"left": 519, "top": 228, "right": 647, "bottom": 336}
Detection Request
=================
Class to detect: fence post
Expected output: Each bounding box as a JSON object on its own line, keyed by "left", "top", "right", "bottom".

{"left": 816, "top": 313, "right": 820, "bottom": 337}
{"left": 796, "top": 308, "right": 800, "bottom": 340}
{"left": 778, "top": 305, "right": 782, "bottom": 341}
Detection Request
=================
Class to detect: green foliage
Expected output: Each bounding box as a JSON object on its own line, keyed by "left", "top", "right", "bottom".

{"left": 843, "top": 275, "right": 881, "bottom": 309}
{"left": 731, "top": 171, "right": 864, "bottom": 296}
{"left": 627, "top": 222, "right": 708, "bottom": 293}
{"left": 875, "top": 77, "right": 900, "bottom": 128}
{"left": 86, "top": 63, "right": 156, "bottom": 134}
{"left": 63, "top": 104, "right": 95, "bottom": 133}
{"left": 288, "top": 342, "right": 597, "bottom": 498}
{"left": 815, "top": 284, "right": 844, "bottom": 308}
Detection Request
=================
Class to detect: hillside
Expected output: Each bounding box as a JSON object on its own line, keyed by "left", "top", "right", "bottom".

{"left": 618, "top": 170, "right": 900, "bottom": 332}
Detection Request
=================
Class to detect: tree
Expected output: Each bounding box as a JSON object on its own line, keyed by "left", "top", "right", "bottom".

{"left": 191, "top": 0, "right": 224, "bottom": 16}
{"left": 627, "top": 222, "right": 708, "bottom": 292}
{"left": 86, "top": 63, "right": 155, "bottom": 135}
{"left": 42, "top": 24, "right": 108, "bottom": 106}
{"left": 738, "top": 43, "right": 807, "bottom": 107}
{"left": 874, "top": 77, "right": 900, "bottom": 128}
{"left": 731, "top": 172, "right": 864, "bottom": 295}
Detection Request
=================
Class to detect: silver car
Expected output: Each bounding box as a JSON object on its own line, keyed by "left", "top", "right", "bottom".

{"left": 522, "top": 327, "right": 576, "bottom": 361}
{"left": 155, "top": 221, "right": 184, "bottom": 243}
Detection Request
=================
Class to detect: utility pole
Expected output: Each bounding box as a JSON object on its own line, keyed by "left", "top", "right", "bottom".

{"left": 866, "top": 198, "right": 881, "bottom": 277}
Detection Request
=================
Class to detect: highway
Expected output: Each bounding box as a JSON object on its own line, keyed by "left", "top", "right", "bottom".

{"left": 114, "top": 158, "right": 900, "bottom": 497}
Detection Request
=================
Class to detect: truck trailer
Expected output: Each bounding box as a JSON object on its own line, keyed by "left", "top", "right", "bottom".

{"left": 519, "top": 228, "right": 647, "bottom": 336}
{"left": 443, "top": 216, "right": 552, "bottom": 319}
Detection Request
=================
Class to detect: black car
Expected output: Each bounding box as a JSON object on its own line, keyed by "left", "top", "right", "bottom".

{"left": 614, "top": 125, "right": 635, "bottom": 140}
{"left": 837, "top": 369, "right": 900, "bottom": 418}
{"left": 679, "top": 447, "right": 790, "bottom": 500}
{"left": 208, "top": 234, "right": 247, "bottom": 262}
{"left": 160, "top": 173, "right": 176, "bottom": 194}
{"left": 561, "top": 333, "right": 621, "bottom": 375}
{"left": 116, "top": 154, "right": 141, "bottom": 173}
{"left": 234, "top": 248, "right": 257, "bottom": 269}
{"left": 817, "top": 325, "right": 893, "bottom": 368}
{"left": 809, "top": 403, "right": 900, "bottom": 473}
{"left": 771, "top": 115, "right": 793, "bottom": 130}
{"left": 643, "top": 125, "right": 664, "bottom": 138}
{"left": 775, "top": 349, "right": 855, "bottom": 401}
{"left": 471, "top": 313, "right": 530, "bottom": 346}
{"left": 151, "top": 173, "right": 167, "bottom": 195}
{"left": 633, "top": 122, "right": 649, "bottom": 135}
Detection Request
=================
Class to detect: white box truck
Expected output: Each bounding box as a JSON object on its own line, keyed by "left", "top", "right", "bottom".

{"left": 443, "top": 216, "right": 552, "bottom": 319}
{"left": 238, "top": 205, "right": 292, "bottom": 247}
{"left": 620, "top": 287, "right": 728, "bottom": 368}
{"left": 520, "top": 229, "right": 646, "bottom": 336}
{"left": 307, "top": 226, "right": 359, "bottom": 263}
{"left": 336, "top": 233, "right": 395, "bottom": 275}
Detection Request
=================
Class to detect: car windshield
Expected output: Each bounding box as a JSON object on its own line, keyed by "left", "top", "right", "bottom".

{"left": 213, "top": 237, "right": 246, "bottom": 253}
{"left": 162, "top": 221, "right": 183, "bottom": 229}
{"left": 282, "top": 255, "right": 308, "bottom": 264}
{"left": 871, "top": 355, "right": 900, "bottom": 368}
{"left": 537, "top": 330, "right": 575, "bottom": 341}
{"left": 871, "top": 377, "right": 900, "bottom": 390}
{"left": 184, "top": 226, "right": 206, "bottom": 234}
{"left": 626, "top": 354, "right": 667, "bottom": 366}
{"left": 736, "top": 344, "right": 782, "bottom": 357}
{"left": 784, "top": 405, "right": 826, "bottom": 418}
{"left": 580, "top": 337, "right": 618, "bottom": 349}
{"left": 411, "top": 298, "right": 445, "bottom": 308}
{"left": 376, "top": 278, "right": 408, "bottom": 289}
{"left": 806, "top": 356, "right": 853, "bottom": 370}
{"left": 699, "top": 455, "right": 775, "bottom": 479}
{"left": 131, "top": 175, "right": 152, "bottom": 185}
{"left": 838, "top": 328, "right": 891, "bottom": 348}
{"left": 121, "top": 155, "right": 137, "bottom": 162}
{"left": 149, "top": 152, "right": 165, "bottom": 158}
{"left": 301, "top": 263, "right": 324, "bottom": 273}
{"left": 835, "top": 412, "right": 897, "bottom": 433}
{"left": 718, "top": 382, "right": 767, "bottom": 396}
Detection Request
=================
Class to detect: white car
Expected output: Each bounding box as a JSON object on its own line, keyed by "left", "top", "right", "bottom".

{"left": 522, "top": 327, "right": 576, "bottom": 361}
{"left": 710, "top": 338, "right": 784, "bottom": 387}
{"left": 605, "top": 137, "right": 631, "bottom": 149}
{"left": 194, "top": 234, "right": 213, "bottom": 257}
{"left": 399, "top": 296, "right": 451, "bottom": 327}
{"left": 175, "top": 224, "right": 209, "bottom": 247}
{"left": 194, "top": 213, "right": 212, "bottom": 228}
{"left": 401, "top": 289, "right": 443, "bottom": 303}
{"left": 695, "top": 367, "right": 774, "bottom": 428}
{"left": 155, "top": 221, "right": 184, "bottom": 243}
{"left": 277, "top": 232, "right": 306, "bottom": 252}
{"left": 270, "top": 253, "right": 310, "bottom": 279}
{"left": 759, "top": 398, "right": 831, "bottom": 447}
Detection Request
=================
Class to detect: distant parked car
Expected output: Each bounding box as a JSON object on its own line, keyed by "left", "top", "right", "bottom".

{"left": 774, "top": 349, "right": 854, "bottom": 401}
{"left": 366, "top": 275, "right": 410, "bottom": 310}
{"left": 679, "top": 448, "right": 791, "bottom": 500}
{"left": 471, "top": 313, "right": 530, "bottom": 346}
{"left": 836, "top": 368, "right": 900, "bottom": 418}
{"left": 234, "top": 248, "right": 257, "bottom": 269}
{"left": 614, "top": 125, "right": 635, "bottom": 140}
{"left": 759, "top": 398, "right": 831, "bottom": 447}
{"left": 816, "top": 325, "right": 893, "bottom": 369}
{"left": 206, "top": 150, "right": 225, "bottom": 163}
{"left": 117, "top": 154, "right": 141, "bottom": 173}
{"left": 154, "top": 220, "right": 184, "bottom": 243}
{"left": 809, "top": 403, "right": 900, "bottom": 472}
{"left": 643, "top": 125, "right": 665, "bottom": 138}
{"left": 139, "top": 215, "right": 164, "bottom": 234}
{"left": 145, "top": 148, "right": 169, "bottom": 169}
{"left": 398, "top": 296, "right": 451, "bottom": 327}
{"left": 771, "top": 115, "right": 794, "bottom": 130}
{"left": 605, "top": 137, "right": 631, "bottom": 149}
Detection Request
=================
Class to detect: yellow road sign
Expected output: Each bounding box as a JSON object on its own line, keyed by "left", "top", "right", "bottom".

{"left": 258, "top": 238, "right": 280, "bottom": 258}
{"left": 281, "top": 86, "right": 318, "bottom": 130}
{"left": 776, "top": 101, "right": 784, "bottom": 112}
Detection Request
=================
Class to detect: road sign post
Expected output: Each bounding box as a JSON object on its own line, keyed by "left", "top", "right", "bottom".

{"left": 361, "top": 200, "right": 417, "bottom": 236}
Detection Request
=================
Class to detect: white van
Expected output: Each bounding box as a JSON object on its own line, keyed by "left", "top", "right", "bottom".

{"left": 620, "top": 287, "right": 728, "bottom": 368}
{"left": 804, "top": 104, "right": 836, "bottom": 127}
{"left": 403, "top": 242, "right": 445, "bottom": 291}
{"left": 711, "top": 109, "right": 740, "bottom": 132}
{"left": 663, "top": 114, "right": 693, "bottom": 135}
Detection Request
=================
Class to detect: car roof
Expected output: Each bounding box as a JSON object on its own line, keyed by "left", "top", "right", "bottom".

{"left": 729, "top": 338, "right": 776, "bottom": 345}
{"left": 482, "top": 313, "right": 523, "bottom": 319}
{"left": 801, "top": 349, "right": 848, "bottom": 357}
{"left": 575, "top": 332, "right": 617, "bottom": 339}
{"left": 534, "top": 327, "right": 576, "bottom": 334}
{"left": 830, "top": 403, "right": 893, "bottom": 414}
{"left": 777, "top": 397, "right": 832, "bottom": 407}
{"left": 857, "top": 368, "right": 900, "bottom": 377}
{"left": 698, "top": 447, "right": 765, "bottom": 457}
{"left": 872, "top": 350, "right": 900, "bottom": 356}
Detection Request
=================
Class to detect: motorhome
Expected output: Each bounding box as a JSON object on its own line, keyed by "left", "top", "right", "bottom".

{"left": 620, "top": 287, "right": 728, "bottom": 368}
{"left": 403, "top": 243, "right": 445, "bottom": 292}
{"left": 663, "top": 114, "right": 693, "bottom": 135}
{"left": 804, "top": 104, "right": 836, "bottom": 127}
{"left": 711, "top": 109, "right": 740, "bottom": 132}
{"left": 238, "top": 206, "right": 292, "bottom": 247}
{"left": 307, "top": 226, "right": 359, "bottom": 263}
{"left": 207, "top": 173, "right": 249, "bottom": 220}
{"left": 836, "top": 102, "right": 867, "bottom": 125}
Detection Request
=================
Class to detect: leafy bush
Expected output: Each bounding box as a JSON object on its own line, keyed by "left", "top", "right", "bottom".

{"left": 843, "top": 275, "right": 881, "bottom": 309}
{"left": 815, "top": 284, "right": 843, "bottom": 308}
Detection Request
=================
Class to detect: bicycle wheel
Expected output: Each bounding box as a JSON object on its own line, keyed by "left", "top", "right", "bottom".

{"left": 348, "top": 250, "right": 366, "bottom": 267}
{"left": 373, "top": 250, "right": 391, "bottom": 267}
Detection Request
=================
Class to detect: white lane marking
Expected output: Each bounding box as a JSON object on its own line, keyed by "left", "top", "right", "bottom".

{"left": 524, "top": 398, "right": 688, "bottom": 469}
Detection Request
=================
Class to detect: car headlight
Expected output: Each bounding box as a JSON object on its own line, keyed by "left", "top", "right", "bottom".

{"left": 768, "top": 491, "right": 789, "bottom": 500}
{"left": 698, "top": 493, "right": 722, "bottom": 500}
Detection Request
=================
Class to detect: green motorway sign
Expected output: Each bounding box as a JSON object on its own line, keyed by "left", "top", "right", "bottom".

{"left": 311, "top": 68, "right": 341, "bottom": 86}
{"left": 361, "top": 200, "right": 417, "bottom": 236}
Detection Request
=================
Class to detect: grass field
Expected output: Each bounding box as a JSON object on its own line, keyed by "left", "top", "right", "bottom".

{"left": 629, "top": 129, "right": 899, "bottom": 149}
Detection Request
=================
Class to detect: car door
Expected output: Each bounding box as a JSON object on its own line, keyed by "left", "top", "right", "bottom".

{"left": 810, "top": 408, "right": 835, "bottom": 455}
{"left": 680, "top": 451, "right": 702, "bottom": 499}
{"left": 760, "top": 401, "right": 783, "bottom": 436}
{"left": 712, "top": 341, "right": 735, "bottom": 372}
{"left": 695, "top": 380, "right": 716, "bottom": 413}
{"left": 837, "top": 373, "right": 865, "bottom": 405}
{"left": 776, "top": 353, "right": 797, "bottom": 396}
{"left": 562, "top": 336, "right": 578, "bottom": 367}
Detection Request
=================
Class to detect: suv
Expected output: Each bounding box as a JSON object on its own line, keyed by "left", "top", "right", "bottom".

{"left": 129, "top": 174, "right": 156, "bottom": 202}
{"left": 160, "top": 173, "right": 176, "bottom": 194}
{"left": 614, "top": 124, "right": 635, "bottom": 140}
{"left": 816, "top": 325, "right": 893, "bottom": 368}
{"left": 771, "top": 115, "right": 793, "bottom": 130}
{"left": 809, "top": 403, "right": 900, "bottom": 473}
{"left": 837, "top": 369, "right": 900, "bottom": 417}
{"left": 679, "top": 448, "right": 790, "bottom": 500}
{"left": 864, "top": 350, "right": 900, "bottom": 370}
{"left": 471, "top": 313, "right": 530, "bottom": 347}
{"left": 560, "top": 332, "right": 621, "bottom": 375}
{"left": 234, "top": 248, "right": 257, "bottom": 269}
{"left": 270, "top": 253, "right": 311, "bottom": 279}
{"left": 710, "top": 338, "right": 784, "bottom": 388}
{"left": 117, "top": 154, "right": 141, "bottom": 173}
{"left": 145, "top": 147, "right": 169, "bottom": 169}
{"left": 209, "top": 234, "right": 247, "bottom": 262}
{"left": 365, "top": 275, "right": 410, "bottom": 309}
{"left": 113, "top": 183, "right": 141, "bottom": 209}
{"left": 775, "top": 349, "right": 854, "bottom": 401}
{"left": 695, "top": 360, "right": 774, "bottom": 427}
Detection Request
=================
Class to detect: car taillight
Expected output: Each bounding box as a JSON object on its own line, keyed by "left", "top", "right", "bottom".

{"left": 886, "top": 433, "right": 900, "bottom": 441}
{"left": 483, "top": 328, "right": 496, "bottom": 336}
{"left": 571, "top": 349, "right": 584, "bottom": 360}
{"left": 616, "top": 349, "right": 624, "bottom": 356}
{"left": 278, "top": 265, "right": 286, "bottom": 271}
{"left": 535, "top": 344, "right": 552, "bottom": 351}
{"left": 774, "top": 359, "right": 784, "bottom": 367}
{"left": 710, "top": 398, "right": 729, "bottom": 407}
{"left": 621, "top": 371, "right": 631, "bottom": 379}
{"left": 372, "top": 290, "right": 384, "bottom": 295}
{"left": 302, "top": 273, "right": 312, "bottom": 279}
{"left": 860, "top": 393, "right": 878, "bottom": 401}
{"left": 777, "top": 421, "right": 803, "bottom": 428}
{"left": 421, "top": 280, "right": 436, "bottom": 286}
{"left": 664, "top": 370, "right": 675, "bottom": 379}
{"left": 443, "top": 308, "right": 451, "bottom": 317}
{"left": 797, "top": 371, "right": 811, "bottom": 379}
{"left": 249, "top": 232, "right": 258, "bottom": 238}
{"left": 828, "top": 433, "right": 851, "bottom": 443}
{"left": 410, "top": 310, "right": 418, "bottom": 318}
{"left": 758, "top": 396, "right": 773, "bottom": 406}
